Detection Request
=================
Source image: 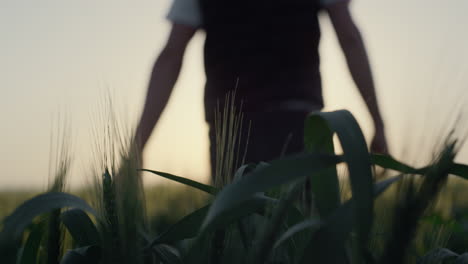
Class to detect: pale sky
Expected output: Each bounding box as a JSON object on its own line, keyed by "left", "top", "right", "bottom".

{"left": 1, "top": 0, "right": 467, "bottom": 190}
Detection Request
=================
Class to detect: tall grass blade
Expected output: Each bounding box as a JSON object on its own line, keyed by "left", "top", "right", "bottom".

{"left": 380, "top": 142, "right": 457, "bottom": 264}
{"left": 371, "top": 153, "right": 468, "bottom": 179}
{"left": 46, "top": 117, "right": 72, "bottom": 264}
{"left": 112, "top": 145, "right": 147, "bottom": 263}
{"left": 100, "top": 169, "right": 120, "bottom": 264}
{"left": 304, "top": 113, "right": 340, "bottom": 216}
{"left": 140, "top": 169, "right": 219, "bottom": 195}
{"left": 213, "top": 88, "right": 247, "bottom": 187}
{"left": 371, "top": 153, "right": 424, "bottom": 174}
{"left": 306, "top": 110, "right": 374, "bottom": 258}
{"left": 89, "top": 97, "right": 148, "bottom": 264}
{"left": 46, "top": 210, "right": 62, "bottom": 264}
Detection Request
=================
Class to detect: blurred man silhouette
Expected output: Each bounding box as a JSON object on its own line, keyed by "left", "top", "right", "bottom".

{"left": 136, "top": 0, "right": 387, "bottom": 178}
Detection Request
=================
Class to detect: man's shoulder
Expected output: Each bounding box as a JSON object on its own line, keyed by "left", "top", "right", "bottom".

{"left": 167, "top": 0, "right": 202, "bottom": 28}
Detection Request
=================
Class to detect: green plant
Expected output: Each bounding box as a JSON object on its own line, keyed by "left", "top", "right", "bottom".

{"left": 1, "top": 110, "right": 468, "bottom": 264}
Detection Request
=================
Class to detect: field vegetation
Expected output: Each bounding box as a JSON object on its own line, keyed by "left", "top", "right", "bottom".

{"left": 1, "top": 107, "right": 468, "bottom": 264}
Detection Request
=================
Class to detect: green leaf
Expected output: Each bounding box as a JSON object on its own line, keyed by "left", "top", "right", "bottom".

{"left": 232, "top": 164, "right": 256, "bottom": 182}
{"left": 273, "top": 218, "right": 321, "bottom": 250}
{"left": 371, "top": 153, "right": 423, "bottom": 174}
{"left": 307, "top": 110, "right": 374, "bottom": 250}
{"left": 18, "top": 221, "right": 45, "bottom": 264}
{"left": 233, "top": 162, "right": 271, "bottom": 184}
{"left": 150, "top": 204, "right": 211, "bottom": 246}
{"left": 60, "top": 245, "right": 101, "bottom": 264}
{"left": 140, "top": 169, "right": 219, "bottom": 195}
{"left": 371, "top": 153, "right": 468, "bottom": 180}
{"left": 182, "top": 195, "right": 293, "bottom": 264}
{"left": 201, "top": 152, "right": 342, "bottom": 232}
{"left": 248, "top": 182, "right": 305, "bottom": 264}
{"left": 153, "top": 244, "right": 183, "bottom": 264}
{"left": 299, "top": 176, "right": 402, "bottom": 264}
{"left": 61, "top": 209, "right": 100, "bottom": 247}
{"left": 202, "top": 194, "right": 277, "bottom": 234}
{"left": 304, "top": 113, "right": 340, "bottom": 217}
{"left": 450, "top": 163, "right": 468, "bottom": 180}
{"left": 46, "top": 209, "right": 62, "bottom": 264}
{"left": 151, "top": 195, "right": 279, "bottom": 261}
{"left": 0, "top": 192, "right": 96, "bottom": 244}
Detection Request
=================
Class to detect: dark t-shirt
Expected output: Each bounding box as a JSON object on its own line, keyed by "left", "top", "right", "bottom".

{"left": 166, "top": 0, "right": 344, "bottom": 122}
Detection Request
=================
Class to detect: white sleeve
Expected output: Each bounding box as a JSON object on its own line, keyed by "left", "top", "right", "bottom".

{"left": 320, "top": 0, "right": 350, "bottom": 6}
{"left": 166, "top": 0, "right": 202, "bottom": 28}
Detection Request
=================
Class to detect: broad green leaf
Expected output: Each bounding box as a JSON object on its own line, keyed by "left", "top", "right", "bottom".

{"left": 273, "top": 218, "right": 321, "bottom": 250}
{"left": 306, "top": 110, "right": 374, "bottom": 251}
{"left": 202, "top": 194, "right": 277, "bottom": 234}
{"left": 61, "top": 209, "right": 100, "bottom": 247}
{"left": 18, "top": 221, "right": 45, "bottom": 264}
{"left": 140, "top": 169, "right": 219, "bottom": 195}
{"left": 299, "top": 176, "right": 402, "bottom": 264}
{"left": 153, "top": 244, "right": 183, "bottom": 264}
{"left": 46, "top": 209, "right": 62, "bottom": 264}
{"left": 149, "top": 204, "right": 211, "bottom": 246}
{"left": 150, "top": 194, "right": 279, "bottom": 250}
{"left": 182, "top": 195, "right": 291, "bottom": 264}
{"left": 60, "top": 245, "right": 101, "bottom": 264}
{"left": 450, "top": 163, "right": 468, "bottom": 180}
{"left": 248, "top": 182, "right": 305, "bottom": 264}
{"left": 233, "top": 162, "right": 270, "bottom": 184}
{"left": 201, "top": 152, "right": 342, "bottom": 232}
{"left": 371, "top": 153, "right": 423, "bottom": 174}
{"left": 233, "top": 163, "right": 256, "bottom": 182}
{"left": 371, "top": 153, "right": 468, "bottom": 180}
{"left": 0, "top": 192, "right": 96, "bottom": 243}
{"left": 304, "top": 113, "right": 340, "bottom": 217}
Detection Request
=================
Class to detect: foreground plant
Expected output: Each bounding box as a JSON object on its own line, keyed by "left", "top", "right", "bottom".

{"left": 1, "top": 110, "right": 468, "bottom": 264}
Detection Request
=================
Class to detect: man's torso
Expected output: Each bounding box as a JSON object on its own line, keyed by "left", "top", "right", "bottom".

{"left": 167, "top": 0, "right": 346, "bottom": 121}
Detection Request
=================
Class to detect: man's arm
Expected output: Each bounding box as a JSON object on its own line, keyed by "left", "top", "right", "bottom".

{"left": 135, "top": 23, "right": 197, "bottom": 151}
{"left": 326, "top": 1, "right": 388, "bottom": 153}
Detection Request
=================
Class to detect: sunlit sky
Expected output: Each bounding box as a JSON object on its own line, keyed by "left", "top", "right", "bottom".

{"left": 1, "top": 0, "right": 467, "bottom": 190}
